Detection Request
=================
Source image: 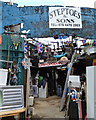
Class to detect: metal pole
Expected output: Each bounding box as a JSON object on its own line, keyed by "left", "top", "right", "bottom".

{"left": 60, "top": 50, "right": 76, "bottom": 111}
{"left": 0, "top": 59, "right": 13, "bottom": 63}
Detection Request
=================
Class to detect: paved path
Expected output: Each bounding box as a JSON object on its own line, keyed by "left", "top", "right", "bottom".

{"left": 33, "top": 96, "right": 65, "bottom": 118}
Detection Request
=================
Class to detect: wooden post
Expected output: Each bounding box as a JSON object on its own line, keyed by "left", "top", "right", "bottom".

{"left": 6, "top": 50, "right": 10, "bottom": 69}
{"left": 18, "top": 113, "right": 20, "bottom": 120}
{"left": 25, "top": 58, "right": 30, "bottom": 117}
{"left": 25, "top": 42, "right": 30, "bottom": 117}
{"left": 24, "top": 70, "right": 27, "bottom": 107}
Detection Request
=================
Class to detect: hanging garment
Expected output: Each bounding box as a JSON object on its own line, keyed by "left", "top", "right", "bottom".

{"left": 56, "top": 85, "right": 62, "bottom": 97}
{"left": 10, "top": 74, "right": 18, "bottom": 85}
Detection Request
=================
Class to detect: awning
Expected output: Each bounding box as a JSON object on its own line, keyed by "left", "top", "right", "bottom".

{"left": 38, "top": 60, "right": 70, "bottom": 68}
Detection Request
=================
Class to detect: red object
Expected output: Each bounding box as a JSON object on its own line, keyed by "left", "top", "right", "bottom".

{"left": 84, "top": 113, "right": 87, "bottom": 120}
{"left": 93, "top": 59, "right": 96, "bottom": 66}
{"left": 39, "top": 61, "right": 67, "bottom": 67}
{"left": 0, "top": 35, "right": 2, "bottom": 45}
{"left": 79, "top": 99, "right": 82, "bottom": 120}
{"left": 93, "top": 63, "right": 96, "bottom": 66}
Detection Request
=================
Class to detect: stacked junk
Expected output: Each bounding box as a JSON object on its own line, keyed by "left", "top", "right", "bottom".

{"left": 27, "top": 35, "right": 96, "bottom": 119}
{"left": 60, "top": 39, "right": 96, "bottom": 119}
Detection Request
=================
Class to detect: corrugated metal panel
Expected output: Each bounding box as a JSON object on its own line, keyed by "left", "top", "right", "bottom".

{"left": 0, "top": 85, "right": 24, "bottom": 112}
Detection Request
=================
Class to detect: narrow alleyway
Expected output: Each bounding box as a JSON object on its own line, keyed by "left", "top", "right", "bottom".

{"left": 33, "top": 96, "right": 65, "bottom": 118}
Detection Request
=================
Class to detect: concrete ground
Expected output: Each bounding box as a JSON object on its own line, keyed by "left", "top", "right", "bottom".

{"left": 32, "top": 96, "right": 65, "bottom": 118}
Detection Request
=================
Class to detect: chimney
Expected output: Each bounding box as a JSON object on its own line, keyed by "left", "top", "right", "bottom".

{"left": 10, "top": 0, "right": 14, "bottom": 5}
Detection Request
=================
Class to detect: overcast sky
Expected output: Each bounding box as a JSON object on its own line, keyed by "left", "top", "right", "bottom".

{"left": 2, "top": 0, "right": 96, "bottom": 8}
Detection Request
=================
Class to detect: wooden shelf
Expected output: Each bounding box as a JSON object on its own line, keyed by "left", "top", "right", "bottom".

{"left": 0, "top": 108, "right": 26, "bottom": 119}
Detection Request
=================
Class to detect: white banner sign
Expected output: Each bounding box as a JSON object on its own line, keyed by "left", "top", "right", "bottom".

{"left": 49, "top": 7, "right": 82, "bottom": 28}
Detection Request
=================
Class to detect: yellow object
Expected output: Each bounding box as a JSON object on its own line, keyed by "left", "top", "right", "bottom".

{"left": 93, "top": 59, "right": 96, "bottom": 66}
{"left": 9, "top": 68, "right": 11, "bottom": 72}
{"left": 61, "top": 68, "right": 66, "bottom": 71}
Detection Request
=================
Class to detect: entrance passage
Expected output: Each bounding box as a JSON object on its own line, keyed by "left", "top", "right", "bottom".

{"left": 33, "top": 96, "right": 65, "bottom": 118}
